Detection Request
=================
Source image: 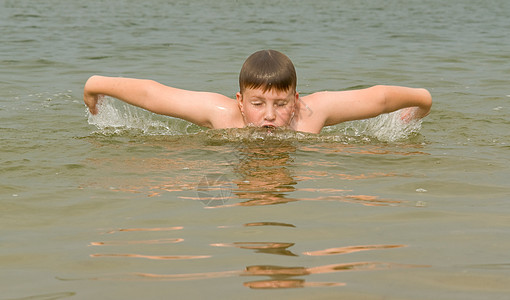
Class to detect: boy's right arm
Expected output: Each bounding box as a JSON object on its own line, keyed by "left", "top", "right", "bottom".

{"left": 83, "top": 75, "right": 236, "bottom": 128}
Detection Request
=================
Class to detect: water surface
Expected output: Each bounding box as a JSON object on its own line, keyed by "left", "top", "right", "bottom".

{"left": 1, "top": 0, "right": 510, "bottom": 299}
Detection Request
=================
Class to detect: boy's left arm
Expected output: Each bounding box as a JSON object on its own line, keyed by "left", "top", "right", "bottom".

{"left": 308, "top": 85, "right": 432, "bottom": 126}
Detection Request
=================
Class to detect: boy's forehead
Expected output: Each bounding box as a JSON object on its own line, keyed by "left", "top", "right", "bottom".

{"left": 243, "top": 87, "right": 295, "bottom": 98}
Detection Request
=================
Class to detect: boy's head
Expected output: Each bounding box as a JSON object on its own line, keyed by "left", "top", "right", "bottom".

{"left": 237, "top": 50, "right": 299, "bottom": 129}
{"left": 239, "top": 50, "right": 297, "bottom": 93}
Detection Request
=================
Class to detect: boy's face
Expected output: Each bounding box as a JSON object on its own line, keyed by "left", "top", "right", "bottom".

{"left": 237, "top": 87, "right": 298, "bottom": 129}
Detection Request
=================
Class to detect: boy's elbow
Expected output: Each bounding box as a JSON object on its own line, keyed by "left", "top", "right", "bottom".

{"left": 418, "top": 88, "right": 432, "bottom": 111}
{"left": 422, "top": 89, "right": 432, "bottom": 118}
{"left": 425, "top": 88, "right": 432, "bottom": 105}
{"left": 407, "top": 88, "right": 432, "bottom": 119}
{"left": 379, "top": 85, "right": 432, "bottom": 108}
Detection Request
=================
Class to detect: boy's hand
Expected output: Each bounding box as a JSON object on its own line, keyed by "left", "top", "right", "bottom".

{"left": 83, "top": 75, "right": 104, "bottom": 115}
{"left": 83, "top": 92, "right": 103, "bottom": 115}
{"left": 400, "top": 107, "right": 416, "bottom": 123}
{"left": 400, "top": 106, "right": 429, "bottom": 123}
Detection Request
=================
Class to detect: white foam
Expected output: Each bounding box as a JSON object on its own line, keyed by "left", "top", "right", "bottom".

{"left": 87, "top": 98, "right": 422, "bottom": 142}
{"left": 325, "top": 109, "right": 423, "bottom": 142}
{"left": 87, "top": 97, "right": 197, "bottom": 135}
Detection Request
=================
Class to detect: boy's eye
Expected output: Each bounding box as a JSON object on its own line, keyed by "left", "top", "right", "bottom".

{"left": 276, "top": 102, "right": 287, "bottom": 107}
{"left": 251, "top": 102, "right": 263, "bottom": 106}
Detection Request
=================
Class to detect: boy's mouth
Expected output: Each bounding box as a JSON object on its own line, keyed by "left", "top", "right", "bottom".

{"left": 261, "top": 123, "right": 276, "bottom": 129}
{"left": 262, "top": 125, "right": 277, "bottom": 131}
{"left": 262, "top": 124, "right": 276, "bottom": 132}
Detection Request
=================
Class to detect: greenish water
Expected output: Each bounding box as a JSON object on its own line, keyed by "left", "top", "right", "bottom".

{"left": 1, "top": 0, "right": 509, "bottom": 299}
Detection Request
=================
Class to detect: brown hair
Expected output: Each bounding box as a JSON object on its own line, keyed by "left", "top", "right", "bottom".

{"left": 239, "top": 50, "right": 297, "bottom": 93}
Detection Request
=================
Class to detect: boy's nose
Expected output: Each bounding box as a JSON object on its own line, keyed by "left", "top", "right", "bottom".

{"left": 264, "top": 107, "right": 276, "bottom": 121}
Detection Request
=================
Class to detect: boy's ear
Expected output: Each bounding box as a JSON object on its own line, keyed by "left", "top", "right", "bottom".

{"left": 236, "top": 92, "right": 243, "bottom": 109}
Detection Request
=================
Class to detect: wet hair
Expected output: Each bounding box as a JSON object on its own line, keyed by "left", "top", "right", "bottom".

{"left": 239, "top": 50, "right": 297, "bottom": 93}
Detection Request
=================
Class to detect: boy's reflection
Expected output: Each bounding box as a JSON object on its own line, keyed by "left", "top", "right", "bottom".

{"left": 130, "top": 260, "right": 426, "bottom": 289}
{"left": 228, "top": 138, "right": 298, "bottom": 206}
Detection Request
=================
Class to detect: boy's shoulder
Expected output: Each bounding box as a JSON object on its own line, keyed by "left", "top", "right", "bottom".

{"left": 294, "top": 93, "right": 330, "bottom": 134}
{"left": 207, "top": 94, "right": 244, "bottom": 129}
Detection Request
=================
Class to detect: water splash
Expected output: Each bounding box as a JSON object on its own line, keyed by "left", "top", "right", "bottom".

{"left": 87, "top": 97, "right": 422, "bottom": 142}
{"left": 87, "top": 97, "right": 201, "bottom": 136}
{"left": 323, "top": 110, "right": 423, "bottom": 142}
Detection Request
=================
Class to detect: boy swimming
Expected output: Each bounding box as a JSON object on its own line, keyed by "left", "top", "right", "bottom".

{"left": 83, "top": 50, "right": 431, "bottom": 134}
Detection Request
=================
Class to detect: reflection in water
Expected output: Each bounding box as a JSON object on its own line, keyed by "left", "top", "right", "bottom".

{"left": 194, "top": 135, "right": 411, "bottom": 208}
{"left": 128, "top": 261, "right": 427, "bottom": 289}
{"left": 242, "top": 261, "right": 425, "bottom": 289}
{"left": 90, "top": 238, "right": 183, "bottom": 246}
{"left": 181, "top": 139, "right": 300, "bottom": 207}
{"left": 228, "top": 139, "right": 298, "bottom": 206}
{"left": 82, "top": 154, "right": 203, "bottom": 197}
{"left": 83, "top": 130, "right": 414, "bottom": 208}
{"left": 244, "top": 222, "right": 296, "bottom": 228}
{"left": 244, "top": 279, "right": 337, "bottom": 289}
{"left": 90, "top": 253, "right": 210, "bottom": 260}
{"left": 299, "top": 194, "right": 402, "bottom": 207}
{"left": 299, "top": 143, "right": 428, "bottom": 156}
{"left": 210, "top": 242, "right": 298, "bottom": 256}
{"left": 108, "top": 226, "right": 184, "bottom": 233}
{"left": 303, "top": 244, "right": 406, "bottom": 256}
{"left": 86, "top": 234, "right": 425, "bottom": 290}
{"left": 74, "top": 260, "right": 426, "bottom": 288}
{"left": 91, "top": 226, "right": 193, "bottom": 260}
{"left": 80, "top": 132, "right": 429, "bottom": 289}
{"left": 209, "top": 243, "right": 405, "bottom": 258}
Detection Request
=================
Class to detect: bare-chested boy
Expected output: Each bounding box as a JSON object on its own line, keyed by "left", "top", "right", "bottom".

{"left": 84, "top": 50, "right": 431, "bottom": 134}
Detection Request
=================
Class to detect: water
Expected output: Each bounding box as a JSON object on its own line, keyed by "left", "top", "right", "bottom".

{"left": 1, "top": 0, "right": 509, "bottom": 299}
